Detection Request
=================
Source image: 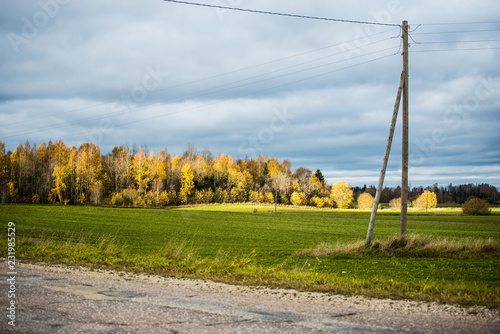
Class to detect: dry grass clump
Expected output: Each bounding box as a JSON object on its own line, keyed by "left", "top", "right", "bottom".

{"left": 295, "top": 235, "right": 499, "bottom": 259}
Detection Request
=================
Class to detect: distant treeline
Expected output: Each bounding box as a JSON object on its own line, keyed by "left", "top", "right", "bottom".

{"left": 0, "top": 140, "right": 498, "bottom": 207}
{"left": 353, "top": 183, "right": 499, "bottom": 205}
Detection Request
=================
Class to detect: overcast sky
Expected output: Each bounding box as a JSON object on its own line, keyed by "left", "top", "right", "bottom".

{"left": 1, "top": 0, "right": 499, "bottom": 187}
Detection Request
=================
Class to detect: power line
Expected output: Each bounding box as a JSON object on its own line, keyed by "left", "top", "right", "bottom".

{"left": 4, "top": 48, "right": 399, "bottom": 140}
{"left": 2, "top": 27, "right": 399, "bottom": 129}
{"left": 417, "top": 39, "right": 500, "bottom": 45}
{"left": 2, "top": 40, "right": 398, "bottom": 138}
{"left": 163, "top": 0, "right": 401, "bottom": 27}
{"left": 410, "top": 47, "right": 500, "bottom": 53}
{"left": 416, "top": 21, "right": 500, "bottom": 26}
{"left": 412, "top": 29, "right": 500, "bottom": 35}
{"left": 78, "top": 53, "right": 398, "bottom": 135}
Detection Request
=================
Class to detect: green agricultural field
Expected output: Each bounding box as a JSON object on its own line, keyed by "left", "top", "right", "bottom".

{"left": 1, "top": 204, "right": 499, "bottom": 307}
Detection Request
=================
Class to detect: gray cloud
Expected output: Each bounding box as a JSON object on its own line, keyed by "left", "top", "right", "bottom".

{"left": 1, "top": 0, "right": 499, "bottom": 187}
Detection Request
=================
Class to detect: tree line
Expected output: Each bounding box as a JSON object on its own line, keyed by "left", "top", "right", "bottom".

{"left": 0, "top": 140, "right": 497, "bottom": 207}
{"left": 353, "top": 183, "right": 499, "bottom": 206}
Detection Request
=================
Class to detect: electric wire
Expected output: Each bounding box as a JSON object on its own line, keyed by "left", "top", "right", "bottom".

{"left": 416, "top": 21, "right": 500, "bottom": 26}
{"left": 163, "top": 0, "right": 401, "bottom": 27}
{"left": 410, "top": 46, "right": 500, "bottom": 53}
{"left": 71, "top": 52, "right": 399, "bottom": 139}
{"left": 412, "top": 29, "right": 500, "bottom": 35}
{"left": 2, "top": 42, "right": 399, "bottom": 138}
{"left": 5, "top": 2, "right": 499, "bottom": 145}
{"left": 3, "top": 46, "right": 399, "bottom": 138}
{"left": 3, "top": 47, "right": 399, "bottom": 140}
{"left": 415, "top": 39, "right": 500, "bottom": 45}
{"left": 2, "top": 27, "right": 400, "bottom": 128}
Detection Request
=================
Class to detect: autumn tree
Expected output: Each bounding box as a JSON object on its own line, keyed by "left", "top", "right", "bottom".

{"left": 357, "top": 192, "right": 374, "bottom": 210}
{"left": 75, "top": 143, "right": 102, "bottom": 204}
{"left": 10, "top": 142, "right": 37, "bottom": 202}
{"left": 131, "top": 148, "right": 149, "bottom": 194}
{"left": 51, "top": 165, "right": 72, "bottom": 204}
{"left": 414, "top": 190, "right": 437, "bottom": 212}
{"left": 330, "top": 180, "right": 353, "bottom": 209}
{"left": 212, "top": 153, "right": 235, "bottom": 190}
{"left": 0, "top": 141, "right": 11, "bottom": 203}
{"left": 292, "top": 167, "right": 312, "bottom": 197}
{"left": 228, "top": 167, "right": 252, "bottom": 202}
{"left": 179, "top": 164, "right": 194, "bottom": 204}
{"left": 34, "top": 143, "right": 52, "bottom": 202}
{"left": 48, "top": 141, "right": 74, "bottom": 204}
{"left": 462, "top": 197, "right": 490, "bottom": 215}
{"left": 309, "top": 174, "right": 322, "bottom": 197}
{"left": 273, "top": 171, "right": 291, "bottom": 203}
{"left": 148, "top": 150, "right": 167, "bottom": 202}
{"left": 191, "top": 153, "right": 209, "bottom": 190}
{"left": 290, "top": 191, "right": 307, "bottom": 206}
{"left": 104, "top": 146, "right": 131, "bottom": 192}
{"left": 169, "top": 155, "right": 182, "bottom": 192}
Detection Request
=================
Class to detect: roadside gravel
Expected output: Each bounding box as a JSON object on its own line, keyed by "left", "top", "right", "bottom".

{"left": 19, "top": 262, "right": 499, "bottom": 322}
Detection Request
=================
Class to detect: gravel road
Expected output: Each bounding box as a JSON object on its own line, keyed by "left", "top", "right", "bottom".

{"left": 1, "top": 262, "right": 499, "bottom": 333}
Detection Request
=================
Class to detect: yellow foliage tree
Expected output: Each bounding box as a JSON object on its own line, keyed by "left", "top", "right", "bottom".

{"left": 330, "top": 180, "right": 353, "bottom": 209}
{"left": 131, "top": 148, "right": 149, "bottom": 194}
{"left": 415, "top": 190, "right": 437, "bottom": 212}
{"left": 0, "top": 144, "right": 11, "bottom": 203}
{"left": 148, "top": 151, "right": 167, "bottom": 201}
{"left": 291, "top": 179, "right": 301, "bottom": 193}
{"left": 309, "top": 174, "right": 322, "bottom": 197}
{"left": 179, "top": 164, "right": 194, "bottom": 204}
{"left": 357, "top": 192, "right": 374, "bottom": 210}
{"left": 290, "top": 191, "right": 307, "bottom": 206}
{"left": 228, "top": 168, "right": 252, "bottom": 202}
{"left": 249, "top": 190, "right": 264, "bottom": 203}
{"left": 75, "top": 143, "right": 101, "bottom": 203}
{"left": 51, "top": 165, "right": 71, "bottom": 203}
{"left": 266, "top": 192, "right": 274, "bottom": 204}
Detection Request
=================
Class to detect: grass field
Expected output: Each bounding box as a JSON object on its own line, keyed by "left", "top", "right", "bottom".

{"left": 1, "top": 204, "right": 499, "bottom": 307}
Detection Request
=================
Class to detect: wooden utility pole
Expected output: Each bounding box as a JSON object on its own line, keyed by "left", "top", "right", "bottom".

{"left": 365, "top": 21, "right": 410, "bottom": 244}
{"left": 365, "top": 71, "right": 404, "bottom": 245}
{"left": 401, "top": 20, "right": 409, "bottom": 236}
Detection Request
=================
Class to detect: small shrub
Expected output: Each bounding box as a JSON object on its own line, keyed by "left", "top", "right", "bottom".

{"left": 310, "top": 196, "right": 332, "bottom": 208}
{"left": 462, "top": 197, "right": 490, "bottom": 215}
{"left": 31, "top": 194, "right": 41, "bottom": 204}
{"left": 389, "top": 197, "right": 401, "bottom": 210}
{"left": 159, "top": 191, "right": 170, "bottom": 206}
{"left": 265, "top": 192, "right": 274, "bottom": 204}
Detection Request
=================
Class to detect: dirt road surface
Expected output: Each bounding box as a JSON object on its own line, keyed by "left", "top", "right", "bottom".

{"left": 1, "top": 263, "right": 499, "bottom": 333}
